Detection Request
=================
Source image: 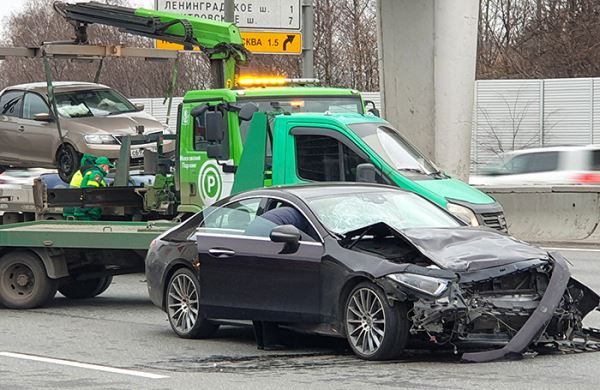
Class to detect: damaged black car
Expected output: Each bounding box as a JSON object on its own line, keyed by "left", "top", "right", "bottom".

{"left": 145, "top": 184, "right": 600, "bottom": 362}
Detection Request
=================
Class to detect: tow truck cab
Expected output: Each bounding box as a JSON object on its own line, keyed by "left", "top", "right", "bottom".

{"left": 176, "top": 87, "right": 506, "bottom": 231}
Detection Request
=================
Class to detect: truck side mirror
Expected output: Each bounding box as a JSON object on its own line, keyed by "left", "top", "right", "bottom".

{"left": 207, "top": 144, "right": 228, "bottom": 159}
{"left": 356, "top": 163, "right": 377, "bottom": 183}
{"left": 239, "top": 103, "right": 259, "bottom": 121}
{"left": 191, "top": 104, "right": 209, "bottom": 118}
{"left": 205, "top": 111, "right": 225, "bottom": 142}
{"left": 364, "top": 100, "right": 380, "bottom": 117}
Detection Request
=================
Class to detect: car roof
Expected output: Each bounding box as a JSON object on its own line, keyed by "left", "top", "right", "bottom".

{"left": 4, "top": 81, "right": 111, "bottom": 94}
{"left": 505, "top": 145, "right": 600, "bottom": 156}
{"left": 228, "top": 183, "right": 406, "bottom": 203}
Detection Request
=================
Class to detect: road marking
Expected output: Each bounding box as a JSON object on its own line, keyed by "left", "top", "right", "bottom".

{"left": 0, "top": 352, "right": 168, "bottom": 379}
{"left": 543, "top": 247, "right": 600, "bottom": 253}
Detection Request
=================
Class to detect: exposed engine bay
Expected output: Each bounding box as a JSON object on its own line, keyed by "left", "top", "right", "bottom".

{"left": 341, "top": 223, "right": 600, "bottom": 362}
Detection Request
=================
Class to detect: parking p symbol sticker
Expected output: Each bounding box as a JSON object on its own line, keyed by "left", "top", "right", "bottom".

{"left": 199, "top": 161, "right": 223, "bottom": 205}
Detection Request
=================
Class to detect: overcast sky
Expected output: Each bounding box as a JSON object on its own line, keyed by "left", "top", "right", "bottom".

{"left": 0, "top": 0, "right": 154, "bottom": 28}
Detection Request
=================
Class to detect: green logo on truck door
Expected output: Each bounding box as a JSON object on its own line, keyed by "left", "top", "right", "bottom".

{"left": 199, "top": 160, "right": 223, "bottom": 205}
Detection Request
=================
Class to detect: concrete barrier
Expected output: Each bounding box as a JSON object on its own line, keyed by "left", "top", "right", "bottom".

{"left": 478, "top": 185, "right": 600, "bottom": 246}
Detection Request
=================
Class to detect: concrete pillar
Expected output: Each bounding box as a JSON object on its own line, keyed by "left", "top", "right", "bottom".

{"left": 376, "top": 0, "right": 479, "bottom": 181}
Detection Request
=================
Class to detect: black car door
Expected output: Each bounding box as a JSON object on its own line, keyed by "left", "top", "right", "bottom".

{"left": 197, "top": 196, "right": 324, "bottom": 322}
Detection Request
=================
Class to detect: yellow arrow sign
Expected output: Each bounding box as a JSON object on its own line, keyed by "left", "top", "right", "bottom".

{"left": 156, "top": 31, "right": 302, "bottom": 55}
{"left": 240, "top": 31, "right": 302, "bottom": 54}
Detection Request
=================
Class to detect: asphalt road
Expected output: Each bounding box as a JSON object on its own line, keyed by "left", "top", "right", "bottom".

{"left": 1, "top": 248, "right": 599, "bottom": 390}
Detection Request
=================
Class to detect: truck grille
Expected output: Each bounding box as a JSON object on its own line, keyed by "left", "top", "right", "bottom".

{"left": 481, "top": 212, "right": 508, "bottom": 232}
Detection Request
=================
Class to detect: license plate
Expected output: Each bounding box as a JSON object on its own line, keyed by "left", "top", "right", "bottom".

{"left": 130, "top": 147, "right": 155, "bottom": 159}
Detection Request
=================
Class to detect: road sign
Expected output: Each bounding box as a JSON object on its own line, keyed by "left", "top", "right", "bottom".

{"left": 156, "top": 31, "right": 302, "bottom": 54}
{"left": 155, "top": 0, "right": 301, "bottom": 30}
{"left": 240, "top": 31, "right": 301, "bottom": 54}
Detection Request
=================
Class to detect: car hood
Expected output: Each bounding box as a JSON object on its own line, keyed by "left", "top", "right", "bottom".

{"left": 397, "top": 226, "right": 549, "bottom": 272}
{"left": 65, "top": 111, "right": 165, "bottom": 135}
{"left": 416, "top": 177, "right": 496, "bottom": 205}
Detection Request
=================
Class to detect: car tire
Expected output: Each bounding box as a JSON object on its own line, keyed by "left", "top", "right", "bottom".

{"left": 344, "top": 281, "right": 409, "bottom": 360}
{"left": 0, "top": 251, "right": 58, "bottom": 309}
{"left": 58, "top": 276, "right": 113, "bottom": 299}
{"left": 166, "top": 268, "right": 219, "bottom": 339}
{"left": 57, "top": 144, "right": 81, "bottom": 183}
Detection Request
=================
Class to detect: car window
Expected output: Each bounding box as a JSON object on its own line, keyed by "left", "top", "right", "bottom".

{"left": 504, "top": 152, "right": 559, "bottom": 174}
{"left": 591, "top": 150, "right": 600, "bottom": 171}
{"left": 0, "top": 90, "right": 24, "bottom": 117}
{"left": 295, "top": 134, "right": 369, "bottom": 181}
{"left": 22, "top": 93, "right": 49, "bottom": 120}
{"left": 199, "top": 198, "right": 262, "bottom": 235}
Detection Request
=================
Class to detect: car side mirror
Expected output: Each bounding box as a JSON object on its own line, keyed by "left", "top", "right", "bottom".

{"left": 33, "top": 112, "right": 53, "bottom": 122}
{"left": 356, "top": 163, "right": 377, "bottom": 183}
{"left": 364, "top": 100, "right": 380, "bottom": 117}
{"left": 239, "top": 103, "right": 259, "bottom": 121}
{"left": 134, "top": 103, "right": 145, "bottom": 111}
{"left": 270, "top": 224, "right": 301, "bottom": 253}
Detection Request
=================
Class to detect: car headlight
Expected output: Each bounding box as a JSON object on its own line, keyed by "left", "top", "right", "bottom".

{"left": 447, "top": 202, "right": 479, "bottom": 226}
{"left": 387, "top": 273, "right": 450, "bottom": 297}
{"left": 85, "top": 134, "right": 118, "bottom": 144}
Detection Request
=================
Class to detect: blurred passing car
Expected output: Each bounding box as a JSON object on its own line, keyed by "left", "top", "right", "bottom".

{"left": 0, "top": 168, "right": 55, "bottom": 188}
{"left": 0, "top": 82, "right": 173, "bottom": 181}
{"left": 146, "top": 184, "right": 600, "bottom": 361}
{"left": 471, "top": 145, "right": 600, "bottom": 185}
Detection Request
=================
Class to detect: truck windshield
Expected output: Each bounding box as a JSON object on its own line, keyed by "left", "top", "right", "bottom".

{"left": 55, "top": 89, "right": 137, "bottom": 118}
{"left": 349, "top": 123, "right": 442, "bottom": 177}
{"left": 239, "top": 96, "right": 363, "bottom": 115}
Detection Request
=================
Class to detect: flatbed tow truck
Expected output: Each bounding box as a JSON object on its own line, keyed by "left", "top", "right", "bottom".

{"left": 0, "top": 2, "right": 505, "bottom": 309}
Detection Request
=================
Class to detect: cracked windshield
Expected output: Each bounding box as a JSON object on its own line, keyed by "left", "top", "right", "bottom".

{"left": 307, "top": 191, "right": 460, "bottom": 235}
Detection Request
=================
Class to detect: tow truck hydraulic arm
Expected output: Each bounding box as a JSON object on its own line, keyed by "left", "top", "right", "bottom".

{"left": 53, "top": 1, "right": 248, "bottom": 88}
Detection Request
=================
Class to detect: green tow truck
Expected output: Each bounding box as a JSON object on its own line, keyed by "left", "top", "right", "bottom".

{"left": 0, "top": 2, "right": 504, "bottom": 309}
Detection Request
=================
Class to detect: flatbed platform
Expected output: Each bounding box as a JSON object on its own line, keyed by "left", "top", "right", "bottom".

{"left": 0, "top": 220, "right": 177, "bottom": 250}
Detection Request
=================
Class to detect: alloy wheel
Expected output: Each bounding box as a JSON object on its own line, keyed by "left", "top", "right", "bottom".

{"left": 167, "top": 273, "right": 200, "bottom": 334}
{"left": 346, "top": 287, "right": 386, "bottom": 356}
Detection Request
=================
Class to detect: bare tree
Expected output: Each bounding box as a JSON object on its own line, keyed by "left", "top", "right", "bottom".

{"left": 0, "top": 0, "right": 380, "bottom": 94}
{"left": 0, "top": 0, "right": 211, "bottom": 97}
{"left": 478, "top": 0, "right": 600, "bottom": 79}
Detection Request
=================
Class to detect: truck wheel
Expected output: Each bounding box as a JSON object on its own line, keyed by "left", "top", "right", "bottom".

{"left": 58, "top": 276, "right": 113, "bottom": 299}
{"left": 57, "top": 144, "right": 80, "bottom": 182}
{"left": 0, "top": 251, "right": 58, "bottom": 309}
{"left": 167, "top": 268, "right": 219, "bottom": 339}
{"left": 344, "top": 282, "right": 409, "bottom": 360}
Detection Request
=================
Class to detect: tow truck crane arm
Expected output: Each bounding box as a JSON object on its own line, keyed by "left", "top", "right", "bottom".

{"left": 53, "top": 1, "right": 248, "bottom": 88}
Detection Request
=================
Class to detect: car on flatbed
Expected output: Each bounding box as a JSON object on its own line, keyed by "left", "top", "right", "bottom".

{"left": 145, "top": 183, "right": 600, "bottom": 361}
{"left": 0, "top": 81, "right": 172, "bottom": 181}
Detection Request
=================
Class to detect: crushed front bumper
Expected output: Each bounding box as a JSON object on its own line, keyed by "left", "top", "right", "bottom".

{"left": 461, "top": 252, "right": 590, "bottom": 362}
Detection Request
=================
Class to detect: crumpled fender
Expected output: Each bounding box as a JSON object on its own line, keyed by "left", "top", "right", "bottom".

{"left": 462, "top": 252, "right": 572, "bottom": 363}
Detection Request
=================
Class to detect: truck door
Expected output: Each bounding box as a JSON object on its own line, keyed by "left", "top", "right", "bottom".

{"left": 288, "top": 127, "right": 378, "bottom": 184}
{"left": 178, "top": 102, "right": 235, "bottom": 211}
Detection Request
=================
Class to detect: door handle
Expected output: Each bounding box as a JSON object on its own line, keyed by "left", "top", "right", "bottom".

{"left": 17, "top": 126, "right": 25, "bottom": 132}
{"left": 208, "top": 248, "right": 236, "bottom": 258}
